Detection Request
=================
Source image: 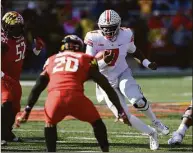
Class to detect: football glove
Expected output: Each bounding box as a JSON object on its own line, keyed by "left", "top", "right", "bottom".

{"left": 117, "top": 111, "right": 131, "bottom": 126}
{"left": 103, "top": 50, "right": 115, "bottom": 64}
{"left": 34, "top": 37, "right": 45, "bottom": 51}
{"left": 148, "top": 62, "right": 157, "bottom": 70}
{"left": 15, "top": 106, "right": 32, "bottom": 128}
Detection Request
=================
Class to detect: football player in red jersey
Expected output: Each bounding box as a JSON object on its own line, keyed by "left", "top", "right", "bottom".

{"left": 16, "top": 35, "right": 127, "bottom": 152}
{"left": 1, "top": 11, "right": 44, "bottom": 145}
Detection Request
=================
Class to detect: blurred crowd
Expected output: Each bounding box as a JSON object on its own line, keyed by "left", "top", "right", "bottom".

{"left": 1, "top": 0, "right": 192, "bottom": 72}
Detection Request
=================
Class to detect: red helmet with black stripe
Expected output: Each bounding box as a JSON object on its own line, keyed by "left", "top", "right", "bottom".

{"left": 98, "top": 10, "right": 121, "bottom": 41}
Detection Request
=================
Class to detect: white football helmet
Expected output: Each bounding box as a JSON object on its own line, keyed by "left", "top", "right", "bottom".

{"left": 98, "top": 10, "right": 121, "bottom": 41}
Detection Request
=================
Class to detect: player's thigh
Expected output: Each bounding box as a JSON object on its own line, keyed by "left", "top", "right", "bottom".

{"left": 119, "top": 69, "right": 144, "bottom": 101}
{"left": 44, "top": 91, "right": 68, "bottom": 124}
{"left": 1, "top": 79, "right": 14, "bottom": 104}
{"left": 69, "top": 93, "right": 100, "bottom": 124}
{"left": 12, "top": 82, "right": 22, "bottom": 114}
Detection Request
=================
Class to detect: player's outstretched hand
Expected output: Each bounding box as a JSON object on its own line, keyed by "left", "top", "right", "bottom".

{"left": 103, "top": 50, "right": 115, "bottom": 64}
{"left": 148, "top": 62, "right": 157, "bottom": 70}
{"left": 117, "top": 111, "right": 131, "bottom": 126}
{"left": 34, "top": 37, "right": 45, "bottom": 51}
{"left": 15, "top": 109, "right": 31, "bottom": 128}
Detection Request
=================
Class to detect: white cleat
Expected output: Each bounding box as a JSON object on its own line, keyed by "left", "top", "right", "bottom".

{"left": 149, "top": 128, "right": 159, "bottom": 150}
{"left": 153, "top": 120, "right": 170, "bottom": 135}
{"left": 168, "top": 131, "right": 184, "bottom": 145}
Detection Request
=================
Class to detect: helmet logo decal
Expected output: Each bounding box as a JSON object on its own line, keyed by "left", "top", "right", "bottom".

{"left": 106, "top": 10, "right": 110, "bottom": 24}
{"left": 3, "top": 11, "right": 24, "bottom": 25}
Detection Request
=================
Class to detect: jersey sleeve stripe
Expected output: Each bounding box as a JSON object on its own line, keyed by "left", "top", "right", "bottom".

{"left": 130, "top": 35, "right": 134, "bottom": 42}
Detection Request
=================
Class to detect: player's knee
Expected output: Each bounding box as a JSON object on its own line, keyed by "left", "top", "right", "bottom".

{"left": 133, "top": 97, "right": 149, "bottom": 111}
{"left": 182, "top": 106, "right": 192, "bottom": 122}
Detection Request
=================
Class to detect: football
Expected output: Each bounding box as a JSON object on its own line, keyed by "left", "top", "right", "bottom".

{"left": 95, "top": 50, "right": 111, "bottom": 61}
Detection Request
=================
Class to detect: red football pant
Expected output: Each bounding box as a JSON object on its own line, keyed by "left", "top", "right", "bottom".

{"left": 1, "top": 75, "right": 22, "bottom": 114}
{"left": 45, "top": 90, "right": 101, "bottom": 124}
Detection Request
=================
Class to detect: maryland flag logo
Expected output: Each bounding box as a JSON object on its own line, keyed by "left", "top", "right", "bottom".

{"left": 2, "top": 11, "right": 24, "bottom": 25}
{"left": 90, "top": 58, "right": 98, "bottom": 68}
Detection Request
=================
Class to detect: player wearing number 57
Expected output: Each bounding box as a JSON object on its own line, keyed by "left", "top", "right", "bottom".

{"left": 1, "top": 11, "right": 44, "bottom": 146}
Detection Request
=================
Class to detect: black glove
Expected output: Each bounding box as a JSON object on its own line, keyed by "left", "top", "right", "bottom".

{"left": 103, "top": 50, "right": 115, "bottom": 64}
{"left": 148, "top": 62, "right": 157, "bottom": 70}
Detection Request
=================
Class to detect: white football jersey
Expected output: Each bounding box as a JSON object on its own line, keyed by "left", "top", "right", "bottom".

{"left": 84, "top": 27, "right": 136, "bottom": 85}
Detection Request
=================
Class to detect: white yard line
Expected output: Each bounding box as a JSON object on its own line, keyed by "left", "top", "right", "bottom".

{"left": 13, "top": 129, "right": 192, "bottom": 137}
{"left": 20, "top": 81, "right": 36, "bottom": 86}
{"left": 68, "top": 137, "right": 95, "bottom": 140}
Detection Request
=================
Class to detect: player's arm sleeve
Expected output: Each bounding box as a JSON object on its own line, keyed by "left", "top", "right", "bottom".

{"left": 26, "top": 72, "right": 49, "bottom": 108}
{"left": 26, "top": 58, "right": 50, "bottom": 108}
{"left": 126, "top": 30, "right": 149, "bottom": 65}
{"left": 88, "top": 61, "right": 123, "bottom": 113}
{"left": 84, "top": 32, "right": 107, "bottom": 68}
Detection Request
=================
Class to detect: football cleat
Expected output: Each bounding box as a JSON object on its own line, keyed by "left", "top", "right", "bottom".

{"left": 168, "top": 131, "right": 184, "bottom": 145}
{"left": 153, "top": 120, "right": 170, "bottom": 135}
{"left": 149, "top": 127, "right": 159, "bottom": 150}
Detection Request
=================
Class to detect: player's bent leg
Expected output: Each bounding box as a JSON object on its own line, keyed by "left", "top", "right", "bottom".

{"left": 134, "top": 97, "right": 169, "bottom": 135}
{"left": 119, "top": 77, "right": 169, "bottom": 135}
{"left": 69, "top": 93, "right": 109, "bottom": 152}
{"left": 44, "top": 91, "right": 69, "bottom": 152}
{"left": 91, "top": 119, "right": 109, "bottom": 152}
{"left": 168, "top": 105, "right": 192, "bottom": 145}
{"left": 1, "top": 78, "right": 22, "bottom": 142}
{"left": 44, "top": 122, "right": 57, "bottom": 152}
{"left": 1, "top": 101, "right": 17, "bottom": 142}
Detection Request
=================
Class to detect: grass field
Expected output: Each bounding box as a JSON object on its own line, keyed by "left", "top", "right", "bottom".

{"left": 1, "top": 118, "right": 192, "bottom": 152}
{"left": 21, "top": 77, "right": 192, "bottom": 107}
{"left": 1, "top": 77, "right": 192, "bottom": 152}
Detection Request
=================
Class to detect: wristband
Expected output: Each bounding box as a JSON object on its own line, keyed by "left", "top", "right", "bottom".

{"left": 25, "top": 105, "right": 32, "bottom": 112}
{"left": 142, "top": 59, "right": 151, "bottom": 68}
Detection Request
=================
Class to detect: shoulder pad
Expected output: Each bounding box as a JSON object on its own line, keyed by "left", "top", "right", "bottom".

{"left": 84, "top": 30, "right": 100, "bottom": 47}
{"left": 120, "top": 27, "right": 134, "bottom": 43}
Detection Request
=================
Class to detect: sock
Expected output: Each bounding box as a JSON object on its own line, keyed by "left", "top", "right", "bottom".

{"left": 44, "top": 126, "right": 57, "bottom": 152}
{"left": 142, "top": 106, "right": 157, "bottom": 122}
{"left": 177, "top": 123, "right": 188, "bottom": 136}
{"left": 92, "top": 119, "right": 109, "bottom": 152}
{"left": 129, "top": 115, "right": 154, "bottom": 135}
{"left": 109, "top": 105, "right": 119, "bottom": 118}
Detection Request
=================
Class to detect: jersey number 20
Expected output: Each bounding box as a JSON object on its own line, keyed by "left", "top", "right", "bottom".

{"left": 53, "top": 56, "right": 79, "bottom": 73}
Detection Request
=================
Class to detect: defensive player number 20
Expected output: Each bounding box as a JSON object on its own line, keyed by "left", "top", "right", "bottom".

{"left": 53, "top": 56, "right": 79, "bottom": 73}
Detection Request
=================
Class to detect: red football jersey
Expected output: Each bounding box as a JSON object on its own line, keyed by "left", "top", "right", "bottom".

{"left": 1, "top": 32, "right": 27, "bottom": 81}
{"left": 44, "top": 51, "right": 94, "bottom": 92}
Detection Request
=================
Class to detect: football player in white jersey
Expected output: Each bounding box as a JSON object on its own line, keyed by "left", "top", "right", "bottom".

{"left": 84, "top": 9, "right": 169, "bottom": 139}
{"left": 168, "top": 99, "right": 192, "bottom": 145}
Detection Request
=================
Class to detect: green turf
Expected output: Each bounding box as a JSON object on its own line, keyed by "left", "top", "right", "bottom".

{"left": 1, "top": 117, "right": 192, "bottom": 152}
{"left": 21, "top": 77, "right": 192, "bottom": 107}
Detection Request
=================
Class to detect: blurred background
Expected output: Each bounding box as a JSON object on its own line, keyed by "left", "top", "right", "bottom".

{"left": 1, "top": 0, "right": 192, "bottom": 78}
